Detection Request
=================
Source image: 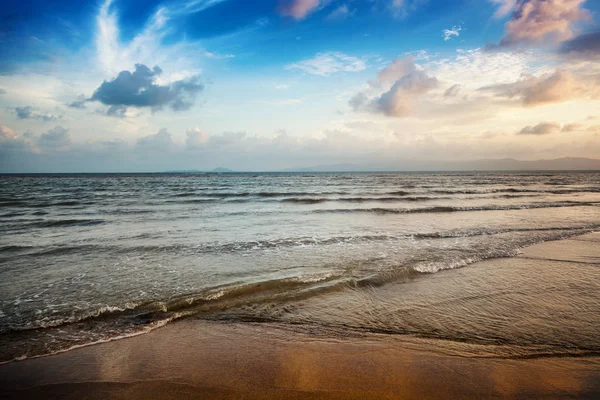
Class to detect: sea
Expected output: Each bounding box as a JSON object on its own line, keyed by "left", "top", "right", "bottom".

{"left": 1, "top": 171, "right": 599, "bottom": 363}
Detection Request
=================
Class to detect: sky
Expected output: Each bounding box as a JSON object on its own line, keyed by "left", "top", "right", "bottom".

{"left": 0, "top": 0, "right": 599, "bottom": 172}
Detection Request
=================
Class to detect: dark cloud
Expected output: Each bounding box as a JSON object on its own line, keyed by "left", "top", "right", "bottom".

{"left": 15, "top": 106, "right": 34, "bottom": 119}
{"left": 106, "top": 105, "right": 128, "bottom": 118}
{"left": 444, "top": 84, "right": 461, "bottom": 97}
{"left": 90, "top": 64, "right": 203, "bottom": 112}
{"left": 67, "top": 94, "right": 87, "bottom": 109}
{"left": 559, "top": 31, "right": 600, "bottom": 59}
{"left": 14, "top": 106, "right": 61, "bottom": 121}
{"left": 518, "top": 122, "right": 561, "bottom": 135}
{"left": 38, "top": 126, "right": 70, "bottom": 148}
{"left": 349, "top": 92, "right": 369, "bottom": 111}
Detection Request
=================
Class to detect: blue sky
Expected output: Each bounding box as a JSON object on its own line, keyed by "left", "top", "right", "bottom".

{"left": 1, "top": 0, "right": 599, "bottom": 171}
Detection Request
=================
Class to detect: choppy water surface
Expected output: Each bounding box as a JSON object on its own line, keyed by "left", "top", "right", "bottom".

{"left": 1, "top": 172, "right": 599, "bottom": 362}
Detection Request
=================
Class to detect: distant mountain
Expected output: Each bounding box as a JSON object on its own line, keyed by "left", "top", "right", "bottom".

{"left": 439, "top": 157, "right": 600, "bottom": 171}
{"left": 211, "top": 167, "right": 234, "bottom": 173}
{"left": 282, "top": 157, "right": 600, "bottom": 172}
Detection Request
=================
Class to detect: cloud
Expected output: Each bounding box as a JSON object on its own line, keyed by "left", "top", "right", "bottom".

{"left": 490, "top": 0, "right": 517, "bottom": 18}
{"left": 327, "top": 5, "right": 353, "bottom": 20}
{"left": 562, "top": 123, "right": 583, "bottom": 132}
{"left": 376, "top": 57, "right": 417, "bottom": 83}
{"left": 90, "top": 64, "right": 203, "bottom": 112}
{"left": 518, "top": 121, "right": 561, "bottom": 135}
{"left": 374, "top": 71, "right": 438, "bottom": 116}
{"left": 0, "top": 88, "right": 6, "bottom": 95}
{"left": 351, "top": 57, "right": 438, "bottom": 117}
{"left": 388, "top": 0, "right": 428, "bottom": 18}
{"left": 38, "top": 126, "right": 70, "bottom": 148}
{"left": 136, "top": 128, "right": 174, "bottom": 151}
{"left": 481, "top": 69, "right": 597, "bottom": 106}
{"left": 559, "top": 31, "right": 600, "bottom": 59}
{"left": 203, "top": 50, "right": 235, "bottom": 59}
{"left": 0, "top": 125, "right": 18, "bottom": 140}
{"left": 208, "top": 131, "right": 246, "bottom": 147}
{"left": 186, "top": 128, "right": 209, "bottom": 149}
{"left": 14, "top": 106, "right": 62, "bottom": 122}
{"left": 67, "top": 95, "right": 87, "bottom": 109}
{"left": 444, "top": 84, "right": 461, "bottom": 97}
{"left": 286, "top": 52, "right": 367, "bottom": 76}
{"left": 105, "top": 105, "right": 128, "bottom": 118}
{"left": 442, "top": 25, "right": 463, "bottom": 41}
{"left": 95, "top": 0, "right": 203, "bottom": 81}
{"left": 278, "top": 0, "right": 321, "bottom": 20}
{"left": 491, "top": 0, "right": 591, "bottom": 48}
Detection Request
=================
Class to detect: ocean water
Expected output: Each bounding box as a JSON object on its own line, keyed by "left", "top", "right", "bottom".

{"left": 0, "top": 172, "right": 599, "bottom": 362}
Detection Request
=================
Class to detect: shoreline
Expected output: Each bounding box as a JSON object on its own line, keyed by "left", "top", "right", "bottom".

{"left": 1, "top": 232, "right": 599, "bottom": 399}
{"left": 1, "top": 228, "right": 597, "bottom": 365}
{"left": 1, "top": 319, "right": 599, "bottom": 399}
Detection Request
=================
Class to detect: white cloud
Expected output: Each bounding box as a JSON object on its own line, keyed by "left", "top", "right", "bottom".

{"left": 481, "top": 69, "right": 599, "bottom": 106}
{"left": 186, "top": 127, "right": 209, "bottom": 149}
{"left": 350, "top": 57, "right": 438, "bottom": 117}
{"left": 492, "top": 0, "right": 591, "bottom": 48}
{"left": 0, "top": 125, "right": 18, "bottom": 140}
{"left": 442, "top": 24, "right": 463, "bottom": 41}
{"left": 286, "top": 52, "right": 367, "bottom": 76}
{"left": 327, "top": 5, "right": 353, "bottom": 20}
{"left": 490, "top": 0, "right": 516, "bottom": 18}
{"left": 95, "top": 0, "right": 201, "bottom": 82}
{"left": 136, "top": 128, "right": 175, "bottom": 151}
{"left": 203, "top": 51, "right": 235, "bottom": 59}
{"left": 426, "top": 48, "right": 539, "bottom": 90}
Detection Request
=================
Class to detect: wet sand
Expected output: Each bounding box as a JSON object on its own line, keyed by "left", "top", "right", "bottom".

{"left": 1, "top": 233, "right": 599, "bottom": 399}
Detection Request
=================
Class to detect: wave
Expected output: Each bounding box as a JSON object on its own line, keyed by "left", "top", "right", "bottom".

{"left": 0, "top": 200, "right": 89, "bottom": 208}
{"left": 280, "top": 198, "right": 327, "bottom": 204}
{"left": 1, "top": 228, "right": 595, "bottom": 363}
{"left": 17, "top": 229, "right": 577, "bottom": 329}
{"left": 6, "top": 224, "right": 599, "bottom": 258}
{"left": 0, "top": 245, "right": 35, "bottom": 253}
{"left": 2, "top": 272, "right": 346, "bottom": 336}
{"left": 33, "top": 219, "right": 105, "bottom": 228}
{"left": 280, "top": 196, "right": 447, "bottom": 204}
{"left": 430, "top": 188, "right": 600, "bottom": 195}
{"left": 386, "top": 190, "right": 412, "bottom": 195}
{"left": 313, "top": 202, "right": 598, "bottom": 215}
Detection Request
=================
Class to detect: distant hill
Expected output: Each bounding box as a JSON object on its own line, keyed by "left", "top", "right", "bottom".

{"left": 441, "top": 157, "right": 600, "bottom": 171}
{"left": 211, "top": 167, "right": 234, "bottom": 173}
{"left": 283, "top": 157, "right": 600, "bottom": 172}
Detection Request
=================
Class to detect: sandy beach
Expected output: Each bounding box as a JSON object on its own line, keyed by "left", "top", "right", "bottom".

{"left": 1, "top": 232, "right": 599, "bottom": 399}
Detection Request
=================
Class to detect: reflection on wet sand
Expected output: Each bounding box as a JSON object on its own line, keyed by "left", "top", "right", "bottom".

{"left": 1, "top": 319, "right": 599, "bottom": 399}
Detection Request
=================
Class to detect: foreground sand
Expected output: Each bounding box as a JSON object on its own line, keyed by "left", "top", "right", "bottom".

{"left": 1, "top": 233, "right": 599, "bottom": 399}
